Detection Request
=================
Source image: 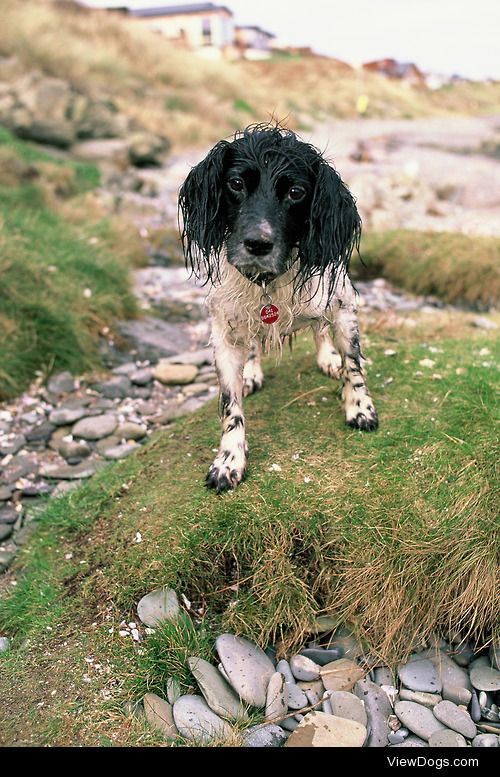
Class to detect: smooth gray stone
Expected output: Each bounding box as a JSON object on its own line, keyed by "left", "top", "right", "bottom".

{"left": 265, "top": 672, "right": 288, "bottom": 723}
{"left": 0, "top": 505, "right": 18, "bottom": 524}
{"left": 300, "top": 648, "right": 342, "bottom": 666}
{"left": 94, "top": 375, "right": 131, "bottom": 399}
{"left": 49, "top": 407, "right": 86, "bottom": 426}
{"left": 289, "top": 654, "right": 321, "bottom": 682}
{"left": 0, "top": 485, "right": 14, "bottom": 501}
{"left": 0, "top": 550, "right": 14, "bottom": 573}
{"left": 280, "top": 716, "right": 300, "bottom": 732}
{"left": 451, "top": 643, "right": 474, "bottom": 667}
{"left": 0, "top": 524, "right": 13, "bottom": 541}
{"left": 116, "top": 423, "right": 148, "bottom": 441}
{"left": 469, "top": 655, "right": 490, "bottom": 670}
{"left": 276, "top": 659, "right": 294, "bottom": 685}
{"left": 58, "top": 439, "right": 91, "bottom": 461}
{"left": 72, "top": 414, "right": 118, "bottom": 440}
{"left": 442, "top": 683, "right": 472, "bottom": 707}
{"left": 187, "top": 656, "right": 249, "bottom": 722}
{"left": 489, "top": 646, "right": 500, "bottom": 672}
{"left": 328, "top": 690, "right": 367, "bottom": 726}
{"left": 472, "top": 734, "right": 499, "bottom": 747}
{"left": 470, "top": 691, "right": 482, "bottom": 722}
{"left": 297, "top": 680, "right": 324, "bottom": 707}
{"left": 164, "top": 348, "right": 212, "bottom": 367}
{"left": 166, "top": 677, "right": 181, "bottom": 705}
{"left": 143, "top": 693, "right": 178, "bottom": 740}
{"left": 327, "top": 630, "right": 363, "bottom": 659}
{"left": 433, "top": 700, "right": 476, "bottom": 738}
{"left": 40, "top": 460, "right": 102, "bottom": 480}
{"left": 216, "top": 634, "right": 275, "bottom": 708}
{"left": 355, "top": 678, "right": 392, "bottom": 747}
{"left": 420, "top": 647, "right": 472, "bottom": 692}
{"left": 285, "top": 681, "right": 308, "bottom": 710}
{"left": 388, "top": 730, "right": 409, "bottom": 745}
{"left": 395, "top": 701, "right": 447, "bottom": 742}
{"left": 137, "top": 587, "right": 180, "bottom": 627}
{"left": 391, "top": 735, "right": 428, "bottom": 747}
{"left": 470, "top": 665, "right": 500, "bottom": 692}
{"left": 25, "top": 421, "right": 56, "bottom": 443}
{"left": 103, "top": 443, "right": 141, "bottom": 460}
{"left": 0, "top": 636, "right": 10, "bottom": 653}
{"left": 1, "top": 454, "right": 39, "bottom": 483}
{"left": 130, "top": 368, "right": 153, "bottom": 386}
{"left": 398, "top": 655, "right": 442, "bottom": 693}
{"left": 399, "top": 689, "right": 442, "bottom": 708}
{"left": 242, "top": 723, "right": 288, "bottom": 747}
{"left": 112, "top": 362, "right": 137, "bottom": 376}
{"left": 0, "top": 434, "right": 26, "bottom": 455}
{"left": 173, "top": 695, "right": 233, "bottom": 744}
{"left": 429, "top": 729, "right": 467, "bottom": 747}
{"left": 47, "top": 371, "right": 75, "bottom": 394}
{"left": 374, "top": 666, "right": 394, "bottom": 686}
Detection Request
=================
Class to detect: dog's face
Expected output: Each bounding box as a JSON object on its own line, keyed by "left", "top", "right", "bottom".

{"left": 179, "top": 125, "right": 361, "bottom": 299}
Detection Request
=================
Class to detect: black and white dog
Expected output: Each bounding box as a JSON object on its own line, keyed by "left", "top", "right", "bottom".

{"left": 179, "top": 124, "right": 378, "bottom": 493}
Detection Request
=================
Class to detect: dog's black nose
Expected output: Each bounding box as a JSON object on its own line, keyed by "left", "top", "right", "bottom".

{"left": 244, "top": 239, "right": 274, "bottom": 257}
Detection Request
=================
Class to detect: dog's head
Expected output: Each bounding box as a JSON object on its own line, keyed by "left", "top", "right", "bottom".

{"left": 179, "top": 124, "right": 361, "bottom": 297}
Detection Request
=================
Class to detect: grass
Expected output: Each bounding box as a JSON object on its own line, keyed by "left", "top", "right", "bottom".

{"left": 0, "top": 309, "right": 498, "bottom": 745}
{"left": 2, "top": 1, "right": 500, "bottom": 149}
{"left": 0, "top": 126, "right": 143, "bottom": 399}
{"left": 357, "top": 230, "right": 500, "bottom": 308}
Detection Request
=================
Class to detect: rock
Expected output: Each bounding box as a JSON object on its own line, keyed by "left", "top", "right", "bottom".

{"left": 0, "top": 505, "right": 18, "bottom": 524}
{"left": 95, "top": 436, "right": 121, "bottom": 455}
{"left": 187, "top": 656, "right": 249, "bottom": 722}
{"left": 399, "top": 689, "right": 442, "bottom": 708}
{"left": 127, "top": 132, "right": 170, "bottom": 168}
{"left": 242, "top": 723, "right": 288, "bottom": 747}
{"left": 72, "top": 414, "right": 118, "bottom": 440}
{"left": 433, "top": 700, "right": 476, "bottom": 738}
{"left": 285, "top": 682, "right": 309, "bottom": 710}
{"left": 76, "top": 98, "right": 127, "bottom": 140}
{"left": 51, "top": 480, "right": 82, "bottom": 499}
{"left": 216, "top": 633, "right": 275, "bottom": 708}
{"left": 0, "top": 485, "right": 14, "bottom": 501}
{"left": 137, "top": 587, "right": 180, "bottom": 627}
{"left": 388, "top": 729, "right": 409, "bottom": 745}
{"left": 290, "top": 654, "right": 321, "bottom": 682}
{"left": 284, "top": 711, "right": 366, "bottom": 747}
{"left": 94, "top": 376, "right": 131, "bottom": 399}
{"left": 391, "top": 735, "right": 429, "bottom": 747}
{"left": 173, "top": 695, "right": 232, "bottom": 744}
{"left": 165, "top": 348, "right": 213, "bottom": 367}
{"left": 103, "top": 443, "right": 141, "bottom": 460}
{"left": 0, "top": 550, "right": 15, "bottom": 573}
{"left": 442, "top": 684, "right": 472, "bottom": 707}
{"left": 265, "top": 672, "right": 288, "bottom": 723}
{"left": 470, "top": 690, "right": 482, "bottom": 722}
{"left": 1, "top": 454, "right": 39, "bottom": 483}
{"left": 280, "top": 716, "right": 300, "bottom": 732}
{"left": 328, "top": 691, "right": 367, "bottom": 726}
{"left": 47, "top": 371, "right": 76, "bottom": 394}
{"left": 470, "top": 665, "right": 500, "bottom": 692}
{"left": 49, "top": 407, "right": 86, "bottom": 426}
{"left": 472, "top": 734, "right": 499, "bottom": 747}
{"left": 398, "top": 654, "right": 442, "bottom": 693}
{"left": 452, "top": 642, "right": 474, "bottom": 667}
{"left": 0, "top": 637, "right": 10, "bottom": 653}
{"left": 0, "top": 434, "right": 26, "bottom": 455}
{"left": 297, "top": 679, "right": 324, "bottom": 707}
{"left": 143, "top": 693, "right": 178, "bottom": 740}
{"left": 116, "top": 423, "right": 148, "bottom": 441}
{"left": 25, "top": 421, "right": 56, "bottom": 444}
{"left": 472, "top": 316, "right": 498, "bottom": 330}
{"left": 327, "top": 630, "right": 364, "bottom": 659}
{"left": 118, "top": 317, "right": 194, "bottom": 362}
{"left": 40, "top": 460, "right": 102, "bottom": 480}
{"left": 58, "top": 439, "right": 91, "bottom": 463}
{"left": 355, "top": 678, "right": 393, "bottom": 747}
{"left": 130, "top": 368, "right": 153, "bottom": 386}
{"left": 112, "top": 362, "right": 137, "bottom": 376}
{"left": 166, "top": 677, "right": 181, "bottom": 705}
{"left": 153, "top": 362, "right": 198, "bottom": 385}
{"left": 394, "top": 701, "right": 447, "bottom": 742}
{"left": 320, "top": 659, "right": 364, "bottom": 692}
{"left": 0, "top": 524, "right": 13, "bottom": 541}
{"left": 429, "top": 729, "right": 467, "bottom": 747}
{"left": 300, "top": 648, "right": 343, "bottom": 666}
{"left": 420, "top": 647, "right": 472, "bottom": 694}
{"left": 275, "top": 659, "right": 295, "bottom": 685}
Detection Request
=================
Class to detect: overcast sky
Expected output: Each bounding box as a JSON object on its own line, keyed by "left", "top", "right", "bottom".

{"left": 82, "top": 0, "right": 500, "bottom": 79}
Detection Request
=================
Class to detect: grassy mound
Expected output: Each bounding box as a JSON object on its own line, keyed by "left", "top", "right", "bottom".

{"left": 0, "top": 127, "right": 142, "bottom": 399}
{"left": 0, "top": 312, "right": 498, "bottom": 744}
{"left": 358, "top": 230, "right": 500, "bottom": 308}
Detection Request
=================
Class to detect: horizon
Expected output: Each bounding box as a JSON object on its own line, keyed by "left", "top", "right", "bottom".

{"left": 79, "top": 0, "right": 500, "bottom": 81}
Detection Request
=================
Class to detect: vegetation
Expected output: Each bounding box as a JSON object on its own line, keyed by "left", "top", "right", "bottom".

{"left": 0, "top": 126, "right": 143, "bottom": 399}
{"left": 0, "top": 312, "right": 498, "bottom": 744}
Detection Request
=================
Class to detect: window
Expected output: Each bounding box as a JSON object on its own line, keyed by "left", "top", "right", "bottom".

{"left": 202, "top": 17, "right": 212, "bottom": 46}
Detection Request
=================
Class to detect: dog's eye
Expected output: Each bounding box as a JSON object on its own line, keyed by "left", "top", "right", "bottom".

{"left": 228, "top": 177, "right": 245, "bottom": 192}
{"left": 288, "top": 186, "right": 306, "bottom": 201}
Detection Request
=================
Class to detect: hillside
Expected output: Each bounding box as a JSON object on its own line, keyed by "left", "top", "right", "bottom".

{"left": 1, "top": 0, "right": 500, "bottom": 149}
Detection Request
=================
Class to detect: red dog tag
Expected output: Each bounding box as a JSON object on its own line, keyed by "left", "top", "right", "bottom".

{"left": 260, "top": 303, "right": 279, "bottom": 324}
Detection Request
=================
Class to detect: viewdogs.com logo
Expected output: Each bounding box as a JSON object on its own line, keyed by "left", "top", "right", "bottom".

{"left": 387, "top": 756, "right": 479, "bottom": 769}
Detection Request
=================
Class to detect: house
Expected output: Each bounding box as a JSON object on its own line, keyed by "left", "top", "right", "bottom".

{"left": 363, "top": 58, "right": 425, "bottom": 87}
{"left": 234, "top": 25, "right": 275, "bottom": 60}
{"left": 127, "top": 3, "right": 235, "bottom": 58}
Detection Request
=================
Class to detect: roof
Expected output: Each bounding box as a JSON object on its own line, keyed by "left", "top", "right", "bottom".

{"left": 129, "top": 3, "right": 232, "bottom": 17}
{"left": 235, "top": 24, "right": 275, "bottom": 39}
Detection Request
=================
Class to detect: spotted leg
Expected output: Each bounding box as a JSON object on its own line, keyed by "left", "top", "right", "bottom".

{"left": 243, "top": 338, "right": 264, "bottom": 396}
{"left": 312, "top": 321, "right": 342, "bottom": 380}
{"left": 206, "top": 323, "right": 248, "bottom": 493}
{"left": 331, "top": 285, "right": 378, "bottom": 431}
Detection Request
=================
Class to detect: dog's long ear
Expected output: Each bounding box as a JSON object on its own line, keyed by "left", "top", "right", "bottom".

{"left": 178, "top": 140, "right": 229, "bottom": 283}
{"left": 297, "top": 159, "right": 361, "bottom": 301}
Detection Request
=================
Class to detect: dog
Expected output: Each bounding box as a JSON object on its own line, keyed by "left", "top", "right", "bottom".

{"left": 179, "top": 124, "right": 378, "bottom": 493}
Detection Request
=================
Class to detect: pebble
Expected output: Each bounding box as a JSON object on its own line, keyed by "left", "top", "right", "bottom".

{"left": 399, "top": 689, "right": 442, "bottom": 708}
{"left": 391, "top": 734, "right": 429, "bottom": 747}
{"left": 355, "top": 678, "right": 393, "bottom": 747}
{"left": 41, "top": 460, "right": 102, "bottom": 480}
{"left": 265, "top": 672, "right": 288, "bottom": 723}
{"left": 0, "top": 434, "right": 26, "bottom": 456}
{"left": 275, "top": 659, "right": 295, "bottom": 685}
{"left": 420, "top": 647, "right": 472, "bottom": 693}
{"left": 242, "top": 723, "right": 288, "bottom": 748}
{"left": 388, "top": 729, "right": 409, "bottom": 745}
{"left": 166, "top": 677, "right": 181, "bottom": 705}
{"left": 442, "top": 683, "right": 472, "bottom": 707}
{"left": 297, "top": 679, "right": 324, "bottom": 707}
{"left": 0, "top": 524, "right": 13, "bottom": 541}
{"left": 49, "top": 407, "right": 87, "bottom": 426}
{"left": 143, "top": 692, "right": 178, "bottom": 740}
{"left": 103, "top": 443, "right": 141, "bottom": 460}
{"left": 0, "top": 636, "right": 10, "bottom": 653}
{"left": 433, "top": 699, "right": 476, "bottom": 738}
{"left": 130, "top": 368, "right": 153, "bottom": 386}
{"left": 394, "top": 701, "right": 447, "bottom": 742}
{"left": 320, "top": 659, "right": 364, "bottom": 692}
{"left": 327, "top": 630, "right": 364, "bottom": 659}
{"left": 284, "top": 711, "right": 367, "bottom": 748}
{"left": 300, "top": 648, "right": 343, "bottom": 666}
{"left": 153, "top": 362, "right": 198, "bottom": 385}
{"left": 58, "top": 439, "right": 91, "bottom": 462}
{"left": 470, "top": 665, "right": 500, "bottom": 692}
{"left": 47, "top": 371, "right": 76, "bottom": 394}
{"left": 290, "top": 654, "right": 321, "bottom": 682}
{"left": 398, "top": 655, "right": 442, "bottom": 693}
{"left": 328, "top": 691, "right": 368, "bottom": 726}
{"left": 428, "top": 729, "right": 467, "bottom": 747}
{"left": 284, "top": 681, "right": 309, "bottom": 710}
{"left": 0, "top": 505, "right": 18, "bottom": 524}
{"left": 0, "top": 550, "right": 15, "bottom": 572}
{"left": 25, "top": 421, "right": 56, "bottom": 444}
{"left": 116, "top": 422, "right": 148, "bottom": 441}
{"left": 72, "top": 414, "right": 118, "bottom": 441}
{"left": 94, "top": 376, "right": 131, "bottom": 399}
{"left": 173, "top": 695, "right": 233, "bottom": 744}
{"left": 0, "top": 485, "right": 14, "bottom": 501}
{"left": 137, "top": 587, "right": 180, "bottom": 627}
{"left": 472, "top": 734, "right": 499, "bottom": 747}
{"left": 216, "top": 634, "right": 276, "bottom": 708}
{"left": 489, "top": 646, "right": 500, "bottom": 672}
{"left": 280, "top": 716, "right": 300, "bottom": 732}
{"left": 187, "top": 656, "right": 249, "bottom": 722}
{"left": 374, "top": 667, "right": 394, "bottom": 686}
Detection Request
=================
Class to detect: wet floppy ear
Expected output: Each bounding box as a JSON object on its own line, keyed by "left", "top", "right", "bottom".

{"left": 298, "top": 160, "right": 361, "bottom": 291}
{"left": 178, "top": 140, "right": 229, "bottom": 283}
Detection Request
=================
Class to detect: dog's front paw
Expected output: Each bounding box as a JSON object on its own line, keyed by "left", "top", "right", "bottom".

{"left": 345, "top": 394, "right": 379, "bottom": 431}
{"left": 206, "top": 454, "right": 246, "bottom": 494}
{"left": 243, "top": 375, "right": 263, "bottom": 397}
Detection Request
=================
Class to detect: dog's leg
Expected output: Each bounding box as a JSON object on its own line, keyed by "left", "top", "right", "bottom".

{"left": 206, "top": 325, "right": 248, "bottom": 493}
{"left": 312, "top": 321, "right": 342, "bottom": 380}
{"left": 331, "top": 285, "right": 378, "bottom": 431}
{"left": 243, "top": 338, "right": 264, "bottom": 396}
